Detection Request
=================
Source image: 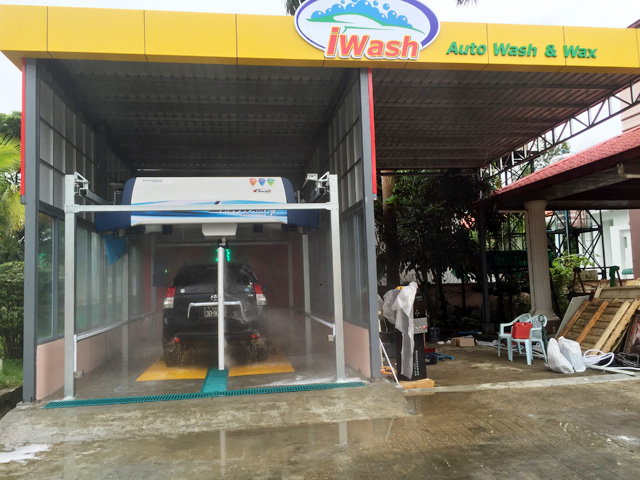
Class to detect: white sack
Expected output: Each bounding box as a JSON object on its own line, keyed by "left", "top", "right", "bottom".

{"left": 558, "top": 337, "right": 586, "bottom": 373}
{"left": 546, "top": 338, "right": 574, "bottom": 374}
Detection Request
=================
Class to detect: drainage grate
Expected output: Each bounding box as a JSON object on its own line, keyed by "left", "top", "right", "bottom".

{"left": 43, "top": 382, "right": 366, "bottom": 409}
{"left": 200, "top": 367, "right": 229, "bottom": 394}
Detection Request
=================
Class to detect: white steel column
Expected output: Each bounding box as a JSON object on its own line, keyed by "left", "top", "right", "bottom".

{"left": 218, "top": 240, "right": 226, "bottom": 370}
{"left": 302, "top": 234, "right": 312, "bottom": 356}
{"left": 524, "top": 200, "right": 559, "bottom": 321}
{"left": 329, "top": 175, "right": 346, "bottom": 381}
{"left": 121, "top": 251, "right": 129, "bottom": 362}
{"left": 64, "top": 175, "right": 77, "bottom": 399}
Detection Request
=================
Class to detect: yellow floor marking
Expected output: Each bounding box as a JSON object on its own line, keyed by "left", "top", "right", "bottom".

{"left": 136, "top": 348, "right": 294, "bottom": 381}
{"left": 136, "top": 360, "right": 209, "bottom": 382}
{"left": 229, "top": 349, "right": 294, "bottom": 377}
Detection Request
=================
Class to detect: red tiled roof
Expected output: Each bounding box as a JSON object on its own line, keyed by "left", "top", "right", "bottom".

{"left": 493, "top": 125, "right": 640, "bottom": 197}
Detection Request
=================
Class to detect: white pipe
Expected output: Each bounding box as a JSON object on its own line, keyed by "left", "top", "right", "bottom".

{"left": 218, "top": 240, "right": 226, "bottom": 371}
{"left": 380, "top": 339, "right": 400, "bottom": 387}
{"left": 586, "top": 364, "right": 636, "bottom": 376}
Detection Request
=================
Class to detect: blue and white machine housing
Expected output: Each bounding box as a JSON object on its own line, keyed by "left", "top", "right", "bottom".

{"left": 95, "top": 177, "right": 319, "bottom": 233}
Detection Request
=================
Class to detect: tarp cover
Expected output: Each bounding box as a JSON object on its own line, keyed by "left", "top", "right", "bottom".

{"left": 382, "top": 282, "right": 418, "bottom": 378}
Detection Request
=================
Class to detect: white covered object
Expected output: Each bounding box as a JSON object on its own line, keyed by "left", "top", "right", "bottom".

{"left": 546, "top": 338, "right": 574, "bottom": 374}
{"left": 558, "top": 337, "right": 586, "bottom": 373}
{"left": 382, "top": 282, "right": 418, "bottom": 378}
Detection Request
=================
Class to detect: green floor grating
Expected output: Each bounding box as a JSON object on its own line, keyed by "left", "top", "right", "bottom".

{"left": 200, "top": 367, "right": 229, "bottom": 393}
{"left": 43, "top": 382, "right": 367, "bottom": 409}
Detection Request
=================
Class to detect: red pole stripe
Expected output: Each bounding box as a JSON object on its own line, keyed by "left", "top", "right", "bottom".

{"left": 367, "top": 68, "right": 377, "bottom": 195}
{"left": 20, "top": 58, "right": 26, "bottom": 196}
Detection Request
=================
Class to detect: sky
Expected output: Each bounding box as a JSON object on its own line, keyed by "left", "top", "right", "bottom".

{"left": 1, "top": 0, "right": 640, "bottom": 152}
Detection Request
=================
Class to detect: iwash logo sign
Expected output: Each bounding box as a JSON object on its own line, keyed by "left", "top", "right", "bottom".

{"left": 295, "top": 0, "right": 440, "bottom": 60}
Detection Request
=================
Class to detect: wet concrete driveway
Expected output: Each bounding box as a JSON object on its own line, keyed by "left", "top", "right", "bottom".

{"left": 1, "top": 376, "right": 640, "bottom": 478}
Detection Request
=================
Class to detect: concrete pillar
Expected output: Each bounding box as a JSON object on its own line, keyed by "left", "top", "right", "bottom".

{"left": 524, "top": 200, "right": 559, "bottom": 322}
{"left": 629, "top": 210, "right": 640, "bottom": 279}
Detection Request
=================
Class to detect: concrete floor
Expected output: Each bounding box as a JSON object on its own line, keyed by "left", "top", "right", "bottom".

{"left": 2, "top": 337, "right": 640, "bottom": 478}
{"left": 1, "top": 376, "right": 639, "bottom": 478}
{"left": 424, "top": 343, "right": 602, "bottom": 387}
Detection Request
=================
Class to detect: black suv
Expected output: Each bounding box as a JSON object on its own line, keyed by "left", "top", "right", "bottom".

{"left": 162, "top": 263, "right": 268, "bottom": 366}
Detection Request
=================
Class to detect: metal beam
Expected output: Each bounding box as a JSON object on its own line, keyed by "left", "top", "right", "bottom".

{"left": 217, "top": 240, "right": 226, "bottom": 371}
{"left": 360, "top": 69, "right": 382, "bottom": 379}
{"left": 377, "top": 101, "right": 589, "bottom": 110}
{"left": 375, "top": 81, "right": 616, "bottom": 91}
{"left": 68, "top": 202, "right": 334, "bottom": 214}
{"left": 63, "top": 175, "right": 77, "bottom": 399}
{"left": 484, "top": 80, "right": 640, "bottom": 183}
{"left": 329, "top": 174, "right": 346, "bottom": 381}
{"left": 22, "top": 58, "right": 39, "bottom": 404}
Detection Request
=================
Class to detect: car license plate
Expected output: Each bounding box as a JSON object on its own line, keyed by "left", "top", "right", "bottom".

{"left": 204, "top": 306, "right": 218, "bottom": 318}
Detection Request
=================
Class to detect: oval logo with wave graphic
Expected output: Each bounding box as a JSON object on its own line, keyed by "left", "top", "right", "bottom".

{"left": 295, "top": 0, "right": 439, "bottom": 60}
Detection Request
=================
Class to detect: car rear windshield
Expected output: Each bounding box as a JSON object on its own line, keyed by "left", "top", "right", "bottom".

{"left": 174, "top": 264, "right": 256, "bottom": 289}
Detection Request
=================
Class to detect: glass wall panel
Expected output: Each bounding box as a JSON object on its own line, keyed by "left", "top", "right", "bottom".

{"left": 105, "top": 260, "right": 114, "bottom": 324}
{"left": 37, "top": 215, "right": 54, "bottom": 341}
{"left": 76, "top": 228, "right": 89, "bottom": 331}
{"left": 326, "top": 75, "right": 368, "bottom": 326}
{"left": 90, "top": 232, "right": 103, "bottom": 327}
{"left": 57, "top": 221, "right": 65, "bottom": 337}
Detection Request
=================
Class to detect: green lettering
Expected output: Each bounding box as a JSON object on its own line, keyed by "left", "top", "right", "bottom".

{"left": 564, "top": 45, "right": 579, "bottom": 58}
{"left": 518, "top": 46, "right": 527, "bottom": 56}
{"left": 588, "top": 48, "right": 597, "bottom": 58}
{"left": 470, "top": 42, "right": 477, "bottom": 55}
{"left": 494, "top": 43, "right": 510, "bottom": 56}
{"left": 577, "top": 48, "right": 587, "bottom": 58}
{"left": 508, "top": 45, "right": 518, "bottom": 56}
{"left": 476, "top": 44, "right": 487, "bottom": 55}
{"left": 446, "top": 41, "right": 458, "bottom": 55}
{"left": 527, "top": 44, "right": 537, "bottom": 57}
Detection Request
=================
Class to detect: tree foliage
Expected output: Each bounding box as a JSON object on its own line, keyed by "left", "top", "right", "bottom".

{"left": 550, "top": 253, "right": 593, "bottom": 316}
{"left": 285, "top": 0, "right": 476, "bottom": 15}
{"left": 378, "top": 170, "right": 494, "bottom": 319}
{"left": 0, "top": 111, "right": 21, "bottom": 140}
{"left": 0, "top": 135, "right": 24, "bottom": 262}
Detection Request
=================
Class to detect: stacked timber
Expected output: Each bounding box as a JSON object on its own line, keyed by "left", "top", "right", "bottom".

{"left": 558, "top": 287, "right": 640, "bottom": 353}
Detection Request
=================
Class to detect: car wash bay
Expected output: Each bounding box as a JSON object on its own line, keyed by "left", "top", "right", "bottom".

{"left": 28, "top": 59, "right": 640, "bottom": 403}
{"left": 26, "top": 61, "right": 378, "bottom": 401}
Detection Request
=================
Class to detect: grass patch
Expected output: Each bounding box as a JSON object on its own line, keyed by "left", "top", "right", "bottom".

{"left": 0, "top": 358, "right": 22, "bottom": 389}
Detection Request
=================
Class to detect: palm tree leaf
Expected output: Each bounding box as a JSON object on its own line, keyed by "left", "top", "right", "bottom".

{"left": 0, "top": 135, "right": 20, "bottom": 174}
{"left": 0, "top": 185, "right": 24, "bottom": 234}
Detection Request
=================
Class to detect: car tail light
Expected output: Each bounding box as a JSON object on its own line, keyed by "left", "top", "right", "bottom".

{"left": 164, "top": 286, "right": 176, "bottom": 309}
{"left": 254, "top": 283, "right": 267, "bottom": 306}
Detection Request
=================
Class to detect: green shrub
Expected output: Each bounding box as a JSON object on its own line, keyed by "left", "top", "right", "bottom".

{"left": 0, "top": 261, "right": 23, "bottom": 359}
{"left": 0, "top": 358, "right": 23, "bottom": 388}
{"left": 550, "top": 254, "right": 593, "bottom": 316}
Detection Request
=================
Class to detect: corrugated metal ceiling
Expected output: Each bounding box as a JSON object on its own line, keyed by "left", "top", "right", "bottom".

{"left": 373, "top": 68, "right": 640, "bottom": 169}
{"left": 56, "top": 60, "right": 640, "bottom": 175}
{"left": 59, "top": 60, "right": 348, "bottom": 178}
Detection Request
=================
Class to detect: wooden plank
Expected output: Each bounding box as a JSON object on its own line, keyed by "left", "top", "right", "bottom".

{"left": 576, "top": 301, "right": 609, "bottom": 344}
{"left": 601, "top": 299, "right": 640, "bottom": 352}
{"left": 596, "top": 286, "right": 640, "bottom": 301}
{"left": 558, "top": 298, "right": 591, "bottom": 338}
{"left": 400, "top": 378, "right": 435, "bottom": 389}
{"left": 594, "top": 284, "right": 604, "bottom": 298}
{"left": 592, "top": 301, "right": 631, "bottom": 351}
